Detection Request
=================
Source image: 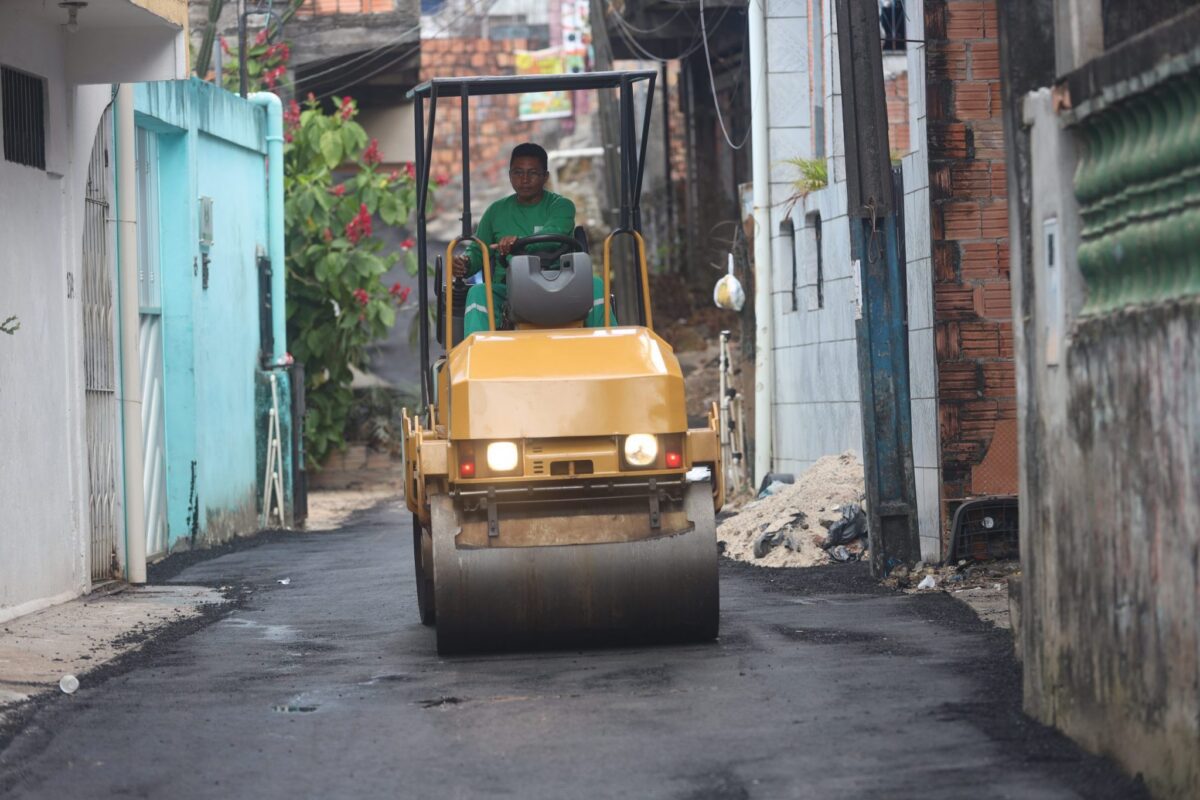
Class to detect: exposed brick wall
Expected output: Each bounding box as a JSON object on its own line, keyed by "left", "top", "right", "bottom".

{"left": 420, "top": 38, "right": 536, "bottom": 188}
{"left": 924, "top": 0, "right": 1017, "bottom": 540}
{"left": 885, "top": 70, "right": 909, "bottom": 154}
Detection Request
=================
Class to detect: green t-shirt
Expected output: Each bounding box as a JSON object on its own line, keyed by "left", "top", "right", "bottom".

{"left": 465, "top": 190, "right": 576, "bottom": 284}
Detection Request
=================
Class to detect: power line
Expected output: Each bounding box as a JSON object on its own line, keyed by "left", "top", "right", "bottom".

{"left": 308, "top": 0, "right": 501, "bottom": 101}
{"left": 698, "top": 0, "right": 749, "bottom": 150}
{"left": 605, "top": 2, "right": 728, "bottom": 63}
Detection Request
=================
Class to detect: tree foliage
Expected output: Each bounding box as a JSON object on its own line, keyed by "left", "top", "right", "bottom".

{"left": 283, "top": 94, "right": 420, "bottom": 467}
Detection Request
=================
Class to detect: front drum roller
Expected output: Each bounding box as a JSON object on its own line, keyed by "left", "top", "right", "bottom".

{"left": 430, "top": 482, "right": 719, "bottom": 655}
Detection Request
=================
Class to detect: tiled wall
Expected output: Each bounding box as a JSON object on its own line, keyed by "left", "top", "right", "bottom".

{"left": 766, "top": 0, "right": 942, "bottom": 558}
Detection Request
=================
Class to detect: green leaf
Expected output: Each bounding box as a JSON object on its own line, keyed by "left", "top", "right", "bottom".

{"left": 379, "top": 192, "right": 400, "bottom": 226}
{"left": 378, "top": 304, "right": 396, "bottom": 328}
{"left": 319, "top": 131, "right": 343, "bottom": 170}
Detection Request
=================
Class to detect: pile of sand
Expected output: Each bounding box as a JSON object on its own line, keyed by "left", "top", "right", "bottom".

{"left": 717, "top": 452, "right": 866, "bottom": 568}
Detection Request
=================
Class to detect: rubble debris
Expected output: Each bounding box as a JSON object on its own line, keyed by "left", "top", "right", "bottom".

{"left": 717, "top": 453, "right": 866, "bottom": 568}
{"left": 885, "top": 558, "right": 1022, "bottom": 628}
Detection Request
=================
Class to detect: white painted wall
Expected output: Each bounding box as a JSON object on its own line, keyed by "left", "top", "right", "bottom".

{"left": 763, "top": 0, "right": 942, "bottom": 559}
{"left": 0, "top": 10, "right": 186, "bottom": 622}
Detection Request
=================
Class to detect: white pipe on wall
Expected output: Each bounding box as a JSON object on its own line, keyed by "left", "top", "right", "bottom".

{"left": 748, "top": 0, "right": 774, "bottom": 488}
{"left": 115, "top": 84, "right": 147, "bottom": 584}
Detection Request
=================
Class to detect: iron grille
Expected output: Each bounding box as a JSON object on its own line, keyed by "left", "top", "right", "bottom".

{"left": 1, "top": 65, "right": 46, "bottom": 170}
{"left": 947, "top": 496, "right": 1019, "bottom": 562}
{"left": 880, "top": 0, "right": 907, "bottom": 51}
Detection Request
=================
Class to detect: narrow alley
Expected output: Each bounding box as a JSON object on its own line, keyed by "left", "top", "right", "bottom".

{"left": 0, "top": 500, "right": 1145, "bottom": 799}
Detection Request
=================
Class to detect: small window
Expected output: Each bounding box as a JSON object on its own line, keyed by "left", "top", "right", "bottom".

{"left": 782, "top": 219, "right": 798, "bottom": 312}
{"left": 1, "top": 66, "right": 46, "bottom": 170}
{"left": 805, "top": 212, "right": 824, "bottom": 310}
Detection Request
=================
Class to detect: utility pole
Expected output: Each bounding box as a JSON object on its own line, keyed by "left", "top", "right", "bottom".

{"left": 835, "top": 0, "right": 921, "bottom": 576}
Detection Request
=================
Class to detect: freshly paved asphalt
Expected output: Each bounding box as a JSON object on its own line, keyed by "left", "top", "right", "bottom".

{"left": 0, "top": 500, "right": 1146, "bottom": 799}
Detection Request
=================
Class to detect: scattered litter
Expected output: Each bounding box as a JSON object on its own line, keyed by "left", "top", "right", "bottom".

{"left": 756, "top": 472, "right": 795, "bottom": 498}
{"left": 917, "top": 575, "right": 937, "bottom": 590}
{"left": 686, "top": 466, "right": 712, "bottom": 484}
{"left": 829, "top": 545, "right": 861, "bottom": 563}
{"left": 276, "top": 578, "right": 291, "bottom": 585}
{"left": 822, "top": 504, "right": 868, "bottom": 549}
{"left": 718, "top": 453, "right": 866, "bottom": 568}
{"left": 59, "top": 674, "right": 79, "bottom": 694}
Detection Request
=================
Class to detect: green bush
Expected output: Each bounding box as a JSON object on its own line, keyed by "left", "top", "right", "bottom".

{"left": 283, "top": 94, "right": 421, "bottom": 467}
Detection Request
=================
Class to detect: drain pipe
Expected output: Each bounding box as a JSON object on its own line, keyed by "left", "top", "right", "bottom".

{"left": 115, "top": 84, "right": 147, "bottom": 584}
{"left": 248, "top": 92, "right": 286, "bottom": 363}
{"left": 748, "top": 0, "right": 774, "bottom": 488}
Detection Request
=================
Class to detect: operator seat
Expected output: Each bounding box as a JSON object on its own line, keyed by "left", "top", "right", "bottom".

{"left": 507, "top": 253, "right": 594, "bottom": 328}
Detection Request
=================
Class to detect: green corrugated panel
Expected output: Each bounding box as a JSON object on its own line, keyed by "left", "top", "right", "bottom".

{"left": 1074, "top": 72, "right": 1200, "bottom": 313}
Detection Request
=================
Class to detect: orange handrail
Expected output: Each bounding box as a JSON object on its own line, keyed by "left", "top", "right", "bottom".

{"left": 602, "top": 229, "right": 653, "bottom": 330}
{"left": 444, "top": 236, "right": 493, "bottom": 347}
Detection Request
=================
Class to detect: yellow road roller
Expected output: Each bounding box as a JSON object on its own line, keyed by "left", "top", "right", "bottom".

{"left": 401, "top": 71, "right": 723, "bottom": 654}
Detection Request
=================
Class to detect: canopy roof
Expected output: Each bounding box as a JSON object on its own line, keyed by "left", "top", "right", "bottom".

{"left": 408, "top": 70, "right": 657, "bottom": 99}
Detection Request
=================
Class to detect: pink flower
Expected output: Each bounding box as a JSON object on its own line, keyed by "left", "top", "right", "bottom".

{"left": 387, "top": 169, "right": 400, "bottom": 183}
{"left": 404, "top": 162, "right": 416, "bottom": 179}
{"left": 339, "top": 96, "right": 355, "bottom": 121}
{"left": 329, "top": 184, "right": 346, "bottom": 197}
{"left": 255, "top": 29, "right": 268, "bottom": 45}
{"left": 284, "top": 131, "right": 294, "bottom": 143}
{"left": 219, "top": 36, "right": 230, "bottom": 55}
{"left": 284, "top": 99, "right": 301, "bottom": 129}
{"left": 434, "top": 173, "right": 450, "bottom": 187}
{"left": 390, "top": 284, "right": 412, "bottom": 304}
{"left": 400, "top": 237, "right": 414, "bottom": 250}
{"left": 352, "top": 288, "right": 370, "bottom": 306}
{"left": 345, "top": 203, "right": 372, "bottom": 244}
{"left": 362, "top": 138, "right": 381, "bottom": 166}
{"left": 322, "top": 227, "right": 333, "bottom": 243}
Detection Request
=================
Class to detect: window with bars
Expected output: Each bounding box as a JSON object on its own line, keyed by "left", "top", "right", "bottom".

{"left": 1, "top": 66, "right": 46, "bottom": 170}
{"left": 880, "top": 0, "right": 907, "bottom": 51}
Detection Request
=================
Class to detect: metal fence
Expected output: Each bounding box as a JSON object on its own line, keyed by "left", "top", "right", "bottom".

{"left": 83, "top": 108, "right": 119, "bottom": 582}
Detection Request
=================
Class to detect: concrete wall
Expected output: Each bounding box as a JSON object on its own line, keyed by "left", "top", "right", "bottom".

{"left": 135, "top": 79, "right": 281, "bottom": 552}
{"left": 764, "top": 0, "right": 941, "bottom": 559}
{"left": 1015, "top": 75, "right": 1200, "bottom": 800}
{"left": 0, "top": 7, "right": 187, "bottom": 621}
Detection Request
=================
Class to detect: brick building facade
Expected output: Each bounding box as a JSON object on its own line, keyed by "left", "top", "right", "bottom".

{"left": 420, "top": 37, "right": 534, "bottom": 188}
{"left": 926, "top": 0, "right": 1017, "bottom": 526}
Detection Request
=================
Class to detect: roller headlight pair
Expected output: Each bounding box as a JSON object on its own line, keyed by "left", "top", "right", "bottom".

{"left": 485, "top": 441, "right": 519, "bottom": 472}
{"left": 623, "top": 434, "right": 658, "bottom": 467}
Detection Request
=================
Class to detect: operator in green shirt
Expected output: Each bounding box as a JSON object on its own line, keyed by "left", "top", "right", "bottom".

{"left": 453, "top": 142, "right": 611, "bottom": 336}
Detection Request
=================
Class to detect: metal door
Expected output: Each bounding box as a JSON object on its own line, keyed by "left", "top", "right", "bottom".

{"left": 136, "top": 128, "right": 169, "bottom": 557}
{"left": 83, "top": 108, "right": 119, "bottom": 582}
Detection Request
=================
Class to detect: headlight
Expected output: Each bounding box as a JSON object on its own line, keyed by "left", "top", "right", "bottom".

{"left": 623, "top": 434, "right": 658, "bottom": 466}
{"left": 486, "top": 441, "right": 519, "bottom": 472}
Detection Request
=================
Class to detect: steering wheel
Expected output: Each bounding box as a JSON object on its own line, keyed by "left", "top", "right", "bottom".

{"left": 508, "top": 233, "right": 584, "bottom": 266}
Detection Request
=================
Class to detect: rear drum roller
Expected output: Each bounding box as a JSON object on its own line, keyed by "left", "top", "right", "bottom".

{"left": 430, "top": 482, "right": 719, "bottom": 654}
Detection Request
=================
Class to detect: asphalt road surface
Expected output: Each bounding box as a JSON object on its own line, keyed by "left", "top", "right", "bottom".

{"left": 0, "top": 500, "right": 1146, "bottom": 799}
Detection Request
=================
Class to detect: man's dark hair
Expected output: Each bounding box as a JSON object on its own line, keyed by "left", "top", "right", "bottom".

{"left": 510, "top": 142, "right": 548, "bottom": 171}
